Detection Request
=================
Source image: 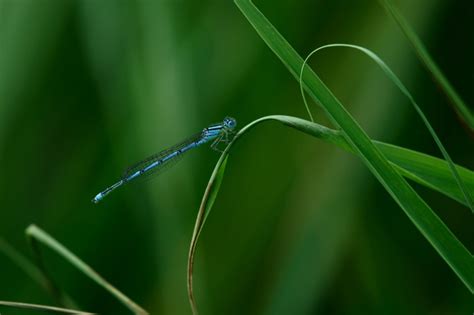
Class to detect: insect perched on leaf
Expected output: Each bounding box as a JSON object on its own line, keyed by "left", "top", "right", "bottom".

{"left": 92, "top": 117, "right": 237, "bottom": 203}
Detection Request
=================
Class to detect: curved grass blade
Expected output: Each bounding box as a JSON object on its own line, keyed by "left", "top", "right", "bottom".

{"left": 25, "top": 225, "right": 149, "bottom": 315}
{"left": 299, "top": 43, "right": 473, "bottom": 213}
{"left": 187, "top": 118, "right": 272, "bottom": 314}
{"left": 187, "top": 156, "right": 228, "bottom": 315}
{"left": 187, "top": 115, "right": 474, "bottom": 314}
{"left": 378, "top": 0, "right": 474, "bottom": 131}
{"left": 239, "top": 0, "right": 473, "bottom": 296}
{"left": 0, "top": 301, "right": 95, "bottom": 314}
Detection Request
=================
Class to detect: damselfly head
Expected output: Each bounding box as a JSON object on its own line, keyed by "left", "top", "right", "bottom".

{"left": 223, "top": 117, "right": 237, "bottom": 130}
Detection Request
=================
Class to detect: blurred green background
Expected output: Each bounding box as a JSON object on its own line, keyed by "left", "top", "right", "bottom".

{"left": 0, "top": 0, "right": 473, "bottom": 314}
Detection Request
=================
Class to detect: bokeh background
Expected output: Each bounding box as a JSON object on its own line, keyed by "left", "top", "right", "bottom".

{"left": 0, "top": 0, "right": 473, "bottom": 314}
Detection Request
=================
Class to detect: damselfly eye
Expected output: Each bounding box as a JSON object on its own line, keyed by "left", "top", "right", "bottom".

{"left": 224, "top": 117, "right": 237, "bottom": 129}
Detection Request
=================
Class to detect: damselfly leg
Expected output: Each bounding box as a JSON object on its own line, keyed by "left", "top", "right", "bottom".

{"left": 211, "top": 130, "right": 234, "bottom": 152}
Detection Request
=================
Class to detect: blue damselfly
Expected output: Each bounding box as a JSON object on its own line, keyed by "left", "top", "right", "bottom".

{"left": 92, "top": 117, "right": 237, "bottom": 203}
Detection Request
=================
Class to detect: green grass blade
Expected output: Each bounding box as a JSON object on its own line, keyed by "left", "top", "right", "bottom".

{"left": 234, "top": 0, "right": 474, "bottom": 292}
{"left": 299, "top": 43, "right": 473, "bottom": 213}
{"left": 278, "top": 115, "right": 474, "bottom": 207}
{"left": 186, "top": 115, "right": 474, "bottom": 313}
{"left": 187, "top": 118, "right": 276, "bottom": 314}
{"left": 376, "top": 142, "right": 474, "bottom": 207}
{"left": 0, "top": 301, "right": 95, "bottom": 314}
{"left": 378, "top": 0, "right": 474, "bottom": 131}
{"left": 188, "top": 156, "right": 228, "bottom": 315}
{"left": 25, "top": 225, "right": 148, "bottom": 315}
